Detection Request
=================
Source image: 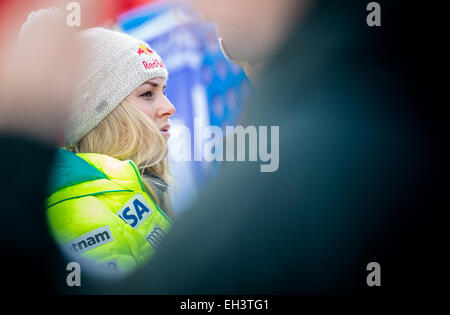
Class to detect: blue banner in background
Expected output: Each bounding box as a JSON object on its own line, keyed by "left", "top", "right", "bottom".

{"left": 117, "top": 1, "right": 252, "bottom": 214}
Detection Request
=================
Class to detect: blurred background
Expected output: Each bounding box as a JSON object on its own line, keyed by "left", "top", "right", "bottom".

{"left": 112, "top": 0, "right": 252, "bottom": 214}
{"left": 113, "top": 0, "right": 252, "bottom": 214}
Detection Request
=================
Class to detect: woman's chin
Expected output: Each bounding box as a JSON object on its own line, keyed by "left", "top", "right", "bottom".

{"left": 161, "top": 130, "right": 170, "bottom": 138}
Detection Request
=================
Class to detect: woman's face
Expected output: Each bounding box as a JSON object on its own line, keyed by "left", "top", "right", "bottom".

{"left": 125, "top": 77, "right": 175, "bottom": 138}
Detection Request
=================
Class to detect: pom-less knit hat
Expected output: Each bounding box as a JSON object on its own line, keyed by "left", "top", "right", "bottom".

{"left": 20, "top": 9, "right": 168, "bottom": 145}
{"left": 67, "top": 27, "right": 168, "bottom": 145}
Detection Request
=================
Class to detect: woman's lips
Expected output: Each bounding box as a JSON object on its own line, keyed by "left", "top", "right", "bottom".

{"left": 160, "top": 124, "right": 170, "bottom": 138}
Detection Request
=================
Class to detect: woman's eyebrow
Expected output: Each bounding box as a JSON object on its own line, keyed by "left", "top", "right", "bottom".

{"left": 142, "top": 82, "right": 159, "bottom": 88}
{"left": 142, "top": 81, "right": 166, "bottom": 89}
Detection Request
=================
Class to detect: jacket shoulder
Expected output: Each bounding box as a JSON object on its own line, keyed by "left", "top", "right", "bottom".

{"left": 46, "top": 149, "right": 143, "bottom": 208}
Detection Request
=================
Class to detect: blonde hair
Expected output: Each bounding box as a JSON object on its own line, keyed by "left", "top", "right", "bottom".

{"left": 70, "top": 99, "right": 172, "bottom": 215}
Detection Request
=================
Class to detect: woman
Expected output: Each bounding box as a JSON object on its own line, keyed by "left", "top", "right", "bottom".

{"left": 44, "top": 27, "right": 176, "bottom": 277}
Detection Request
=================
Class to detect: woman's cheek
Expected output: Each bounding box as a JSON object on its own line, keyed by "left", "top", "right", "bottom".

{"left": 143, "top": 106, "right": 156, "bottom": 121}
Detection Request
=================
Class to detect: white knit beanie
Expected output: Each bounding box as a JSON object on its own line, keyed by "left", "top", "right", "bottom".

{"left": 67, "top": 27, "right": 168, "bottom": 145}
{"left": 20, "top": 9, "right": 168, "bottom": 145}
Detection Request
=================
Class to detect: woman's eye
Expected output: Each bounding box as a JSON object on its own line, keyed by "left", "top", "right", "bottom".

{"left": 141, "top": 91, "right": 153, "bottom": 97}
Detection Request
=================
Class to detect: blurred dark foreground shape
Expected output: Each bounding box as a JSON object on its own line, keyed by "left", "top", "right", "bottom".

{"left": 0, "top": 0, "right": 446, "bottom": 295}
{"left": 85, "top": 0, "right": 445, "bottom": 294}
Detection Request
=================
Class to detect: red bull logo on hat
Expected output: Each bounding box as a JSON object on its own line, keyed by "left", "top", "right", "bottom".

{"left": 142, "top": 58, "right": 165, "bottom": 70}
{"left": 137, "top": 44, "right": 154, "bottom": 57}
{"left": 137, "top": 43, "right": 165, "bottom": 71}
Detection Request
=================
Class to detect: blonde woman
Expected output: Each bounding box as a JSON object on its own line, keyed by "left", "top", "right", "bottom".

{"left": 44, "top": 27, "right": 176, "bottom": 277}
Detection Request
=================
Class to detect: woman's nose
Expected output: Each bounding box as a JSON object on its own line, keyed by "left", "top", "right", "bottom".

{"left": 158, "top": 95, "right": 176, "bottom": 118}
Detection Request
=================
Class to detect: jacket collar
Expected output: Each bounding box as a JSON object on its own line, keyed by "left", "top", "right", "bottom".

{"left": 46, "top": 149, "right": 144, "bottom": 198}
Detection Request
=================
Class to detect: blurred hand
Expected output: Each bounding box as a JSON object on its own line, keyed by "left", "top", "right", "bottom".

{"left": 189, "top": 0, "right": 311, "bottom": 85}
{"left": 0, "top": 0, "right": 96, "bottom": 144}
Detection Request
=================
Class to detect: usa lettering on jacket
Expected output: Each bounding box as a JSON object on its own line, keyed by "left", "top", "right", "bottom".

{"left": 116, "top": 194, "right": 153, "bottom": 229}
